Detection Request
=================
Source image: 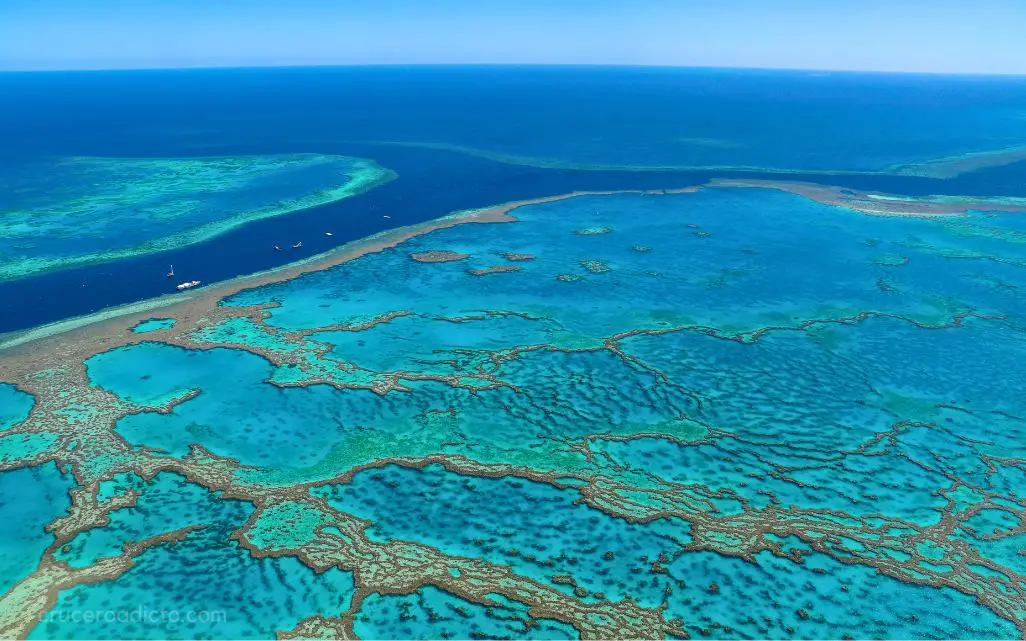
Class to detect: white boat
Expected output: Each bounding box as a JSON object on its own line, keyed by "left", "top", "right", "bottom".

{"left": 176, "top": 280, "right": 201, "bottom": 291}
{"left": 324, "top": 232, "right": 333, "bottom": 236}
{"left": 292, "top": 242, "right": 303, "bottom": 249}
{"left": 166, "top": 265, "right": 174, "bottom": 278}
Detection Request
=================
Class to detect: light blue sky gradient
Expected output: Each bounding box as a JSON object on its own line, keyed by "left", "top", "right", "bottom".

{"left": 1, "top": 0, "right": 1024, "bottom": 74}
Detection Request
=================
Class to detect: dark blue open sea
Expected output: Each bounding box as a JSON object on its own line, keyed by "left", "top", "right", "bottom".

{"left": 2, "top": 66, "right": 1025, "bottom": 331}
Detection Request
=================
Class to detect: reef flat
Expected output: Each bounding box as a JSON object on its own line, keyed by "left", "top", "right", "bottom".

{"left": 366, "top": 140, "right": 1026, "bottom": 179}
{"left": 885, "top": 145, "right": 1026, "bottom": 179}
{"left": 2, "top": 182, "right": 1026, "bottom": 639}
{"left": 0, "top": 154, "right": 394, "bottom": 281}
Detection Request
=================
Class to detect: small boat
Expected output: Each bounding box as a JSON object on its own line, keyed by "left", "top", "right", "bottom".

{"left": 273, "top": 245, "right": 282, "bottom": 251}
{"left": 176, "top": 280, "right": 201, "bottom": 291}
{"left": 292, "top": 242, "right": 303, "bottom": 249}
{"left": 382, "top": 215, "right": 391, "bottom": 219}
{"left": 166, "top": 265, "right": 174, "bottom": 278}
{"left": 324, "top": 232, "right": 333, "bottom": 237}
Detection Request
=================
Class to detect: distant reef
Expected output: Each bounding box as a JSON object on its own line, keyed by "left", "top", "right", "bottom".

{"left": 0, "top": 153, "right": 396, "bottom": 281}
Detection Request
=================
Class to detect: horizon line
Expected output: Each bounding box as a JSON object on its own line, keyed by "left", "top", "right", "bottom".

{"left": 2, "top": 62, "right": 1026, "bottom": 79}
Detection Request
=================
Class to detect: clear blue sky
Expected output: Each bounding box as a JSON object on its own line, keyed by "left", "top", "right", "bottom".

{"left": 1, "top": 0, "right": 1024, "bottom": 74}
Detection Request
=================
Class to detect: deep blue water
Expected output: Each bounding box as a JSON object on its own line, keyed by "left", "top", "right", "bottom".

{"left": 1, "top": 66, "right": 1025, "bottom": 332}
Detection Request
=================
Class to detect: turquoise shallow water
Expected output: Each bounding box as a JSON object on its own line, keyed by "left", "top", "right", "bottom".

{"left": 0, "top": 463, "right": 73, "bottom": 595}
{"left": 7, "top": 185, "right": 1016, "bottom": 637}
{"left": 659, "top": 544, "right": 1017, "bottom": 639}
{"left": 36, "top": 472, "right": 356, "bottom": 640}
{"left": 0, "top": 383, "right": 33, "bottom": 431}
{"left": 52, "top": 472, "right": 249, "bottom": 568}
{"left": 130, "top": 318, "right": 176, "bottom": 333}
{"left": 315, "top": 463, "right": 690, "bottom": 607}
{"left": 88, "top": 343, "right": 364, "bottom": 468}
{"left": 225, "top": 188, "right": 1010, "bottom": 335}
{"left": 4, "top": 181, "right": 1026, "bottom": 637}
{"left": 353, "top": 586, "right": 580, "bottom": 640}
{"left": 330, "top": 464, "right": 1016, "bottom": 640}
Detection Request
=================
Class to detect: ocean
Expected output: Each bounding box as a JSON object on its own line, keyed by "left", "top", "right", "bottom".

{"left": 3, "top": 66, "right": 1026, "bottom": 640}
{"left": 2, "top": 66, "right": 1026, "bottom": 331}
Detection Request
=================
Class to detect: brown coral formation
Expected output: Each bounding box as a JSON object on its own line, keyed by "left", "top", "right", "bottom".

{"left": 467, "top": 265, "right": 522, "bottom": 276}
{"left": 500, "top": 252, "right": 536, "bottom": 261}
{"left": 410, "top": 250, "right": 470, "bottom": 263}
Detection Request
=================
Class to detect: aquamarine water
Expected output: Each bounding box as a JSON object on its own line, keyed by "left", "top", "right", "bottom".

{"left": 0, "top": 384, "right": 33, "bottom": 431}
{"left": 130, "top": 318, "right": 176, "bottom": 333}
{"left": 353, "top": 586, "right": 579, "bottom": 640}
{"left": 0, "top": 154, "right": 391, "bottom": 281}
{"left": 0, "top": 464, "right": 73, "bottom": 595}
{"left": 1, "top": 68, "right": 1026, "bottom": 640}
{"left": 36, "top": 473, "right": 356, "bottom": 639}
{"left": 315, "top": 464, "right": 690, "bottom": 605}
